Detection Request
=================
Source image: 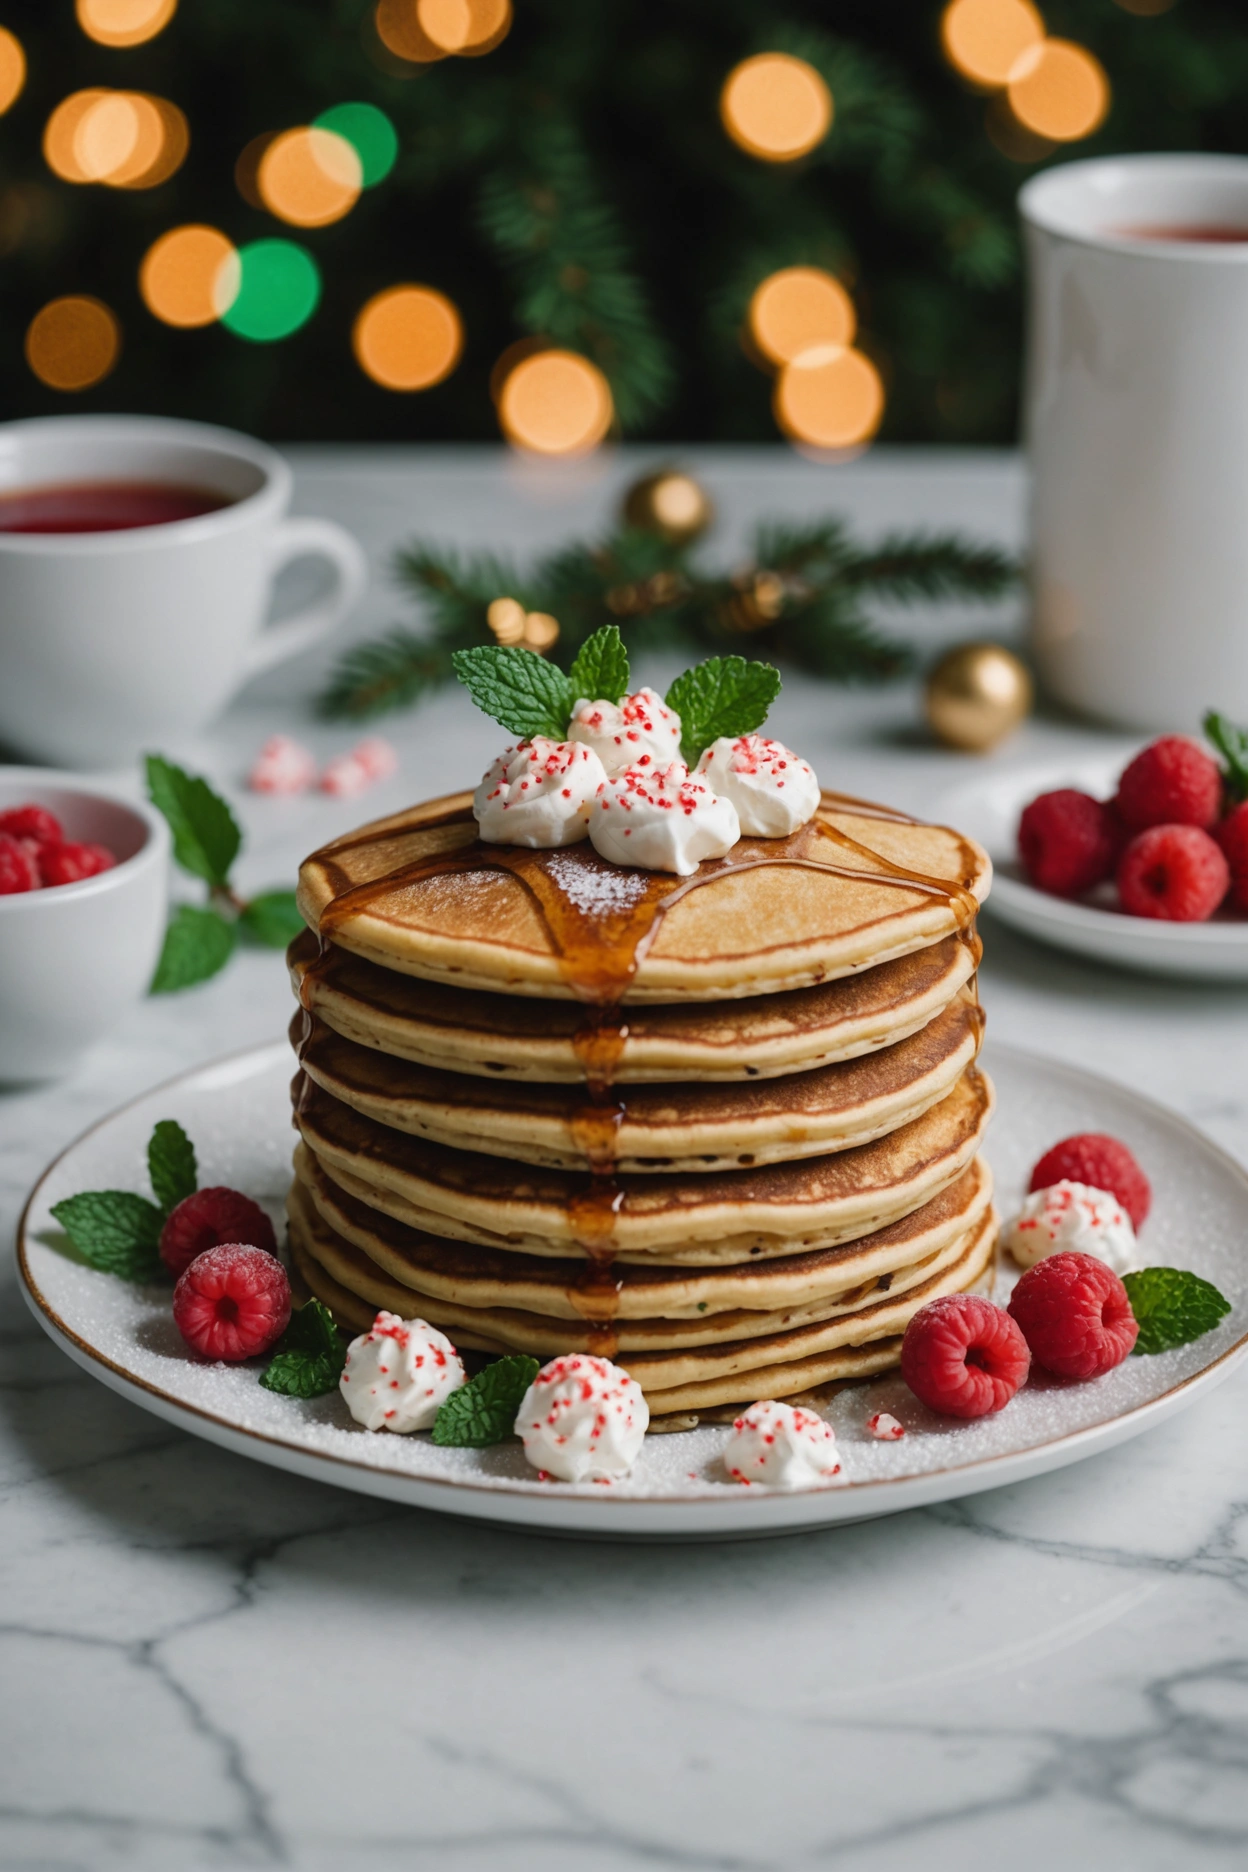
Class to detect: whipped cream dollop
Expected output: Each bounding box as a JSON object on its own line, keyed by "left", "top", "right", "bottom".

{"left": 473, "top": 737, "right": 608, "bottom": 847}
{"left": 570, "top": 687, "right": 683, "bottom": 778}
{"left": 588, "top": 759, "right": 739, "bottom": 876}
{"left": 339, "top": 1311, "right": 466, "bottom": 1433}
{"left": 1002, "top": 1180, "right": 1138, "bottom": 1275}
{"left": 724, "top": 1400, "right": 848, "bottom": 1490}
{"left": 514, "top": 1353, "right": 649, "bottom": 1482}
{"left": 696, "top": 733, "right": 820, "bottom": 837}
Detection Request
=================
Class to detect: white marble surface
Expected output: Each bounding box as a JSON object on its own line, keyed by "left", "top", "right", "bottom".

{"left": 4, "top": 446, "right": 1248, "bottom": 1870}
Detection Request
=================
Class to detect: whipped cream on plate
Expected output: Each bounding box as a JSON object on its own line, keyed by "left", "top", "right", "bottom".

{"left": 724, "top": 1399, "right": 848, "bottom": 1490}
{"left": 696, "top": 733, "right": 820, "bottom": 837}
{"left": 570, "top": 687, "right": 682, "bottom": 778}
{"left": 473, "top": 737, "right": 608, "bottom": 847}
{"left": 339, "top": 1311, "right": 466, "bottom": 1433}
{"left": 514, "top": 1353, "right": 649, "bottom": 1482}
{"left": 1002, "top": 1180, "right": 1138, "bottom": 1275}
{"left": 588, "top": 759, "right": 740, "bottom": 875}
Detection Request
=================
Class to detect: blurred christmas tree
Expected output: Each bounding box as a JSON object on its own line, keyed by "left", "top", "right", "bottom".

{"left": 0, "top": 0, "right": 1245, "bottom": 445}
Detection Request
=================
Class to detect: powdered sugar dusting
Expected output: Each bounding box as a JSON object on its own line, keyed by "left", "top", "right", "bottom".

{"left": 542, "top": 850, "right": 652, "bottom": 917}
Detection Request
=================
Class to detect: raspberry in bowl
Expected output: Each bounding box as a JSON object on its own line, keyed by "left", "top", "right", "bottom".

{"left": 0, "top": 768, "right": 169, "bottom": 1080}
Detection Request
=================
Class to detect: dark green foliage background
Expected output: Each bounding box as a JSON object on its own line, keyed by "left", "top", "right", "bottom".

{"left": 1, "top": 0, "right": 1244, "bottom": 442}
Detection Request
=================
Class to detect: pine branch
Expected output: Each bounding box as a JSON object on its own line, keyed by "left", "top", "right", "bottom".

{"left": 838, "top": 532, "right": 1019, "bottom": 604}
{"left": 317, "top": 632, "right": 455, "bottom": 722}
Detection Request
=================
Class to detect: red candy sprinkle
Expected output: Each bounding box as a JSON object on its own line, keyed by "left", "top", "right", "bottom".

{"left": 0, "top": 832, "right": 40, "bottom": 895}
{"left": 38, "top": 841, "right": 116, "bottom": 887}
{"left": 900, "top": 1294, "right": 1031, "bottom": 1418}
{"left": 159, "top": 1185, "right": 278, "bottom": 1277}
{"left": 0, "top": 804, "right": 63, "bottom": 845}
{"left": 1029, "top": 1132, "right": 1151, "bottom": 1230}
{"left": 1114, "top": 736, "right": 1222, "bottom": 833}
{"left": 172, "top": 1242, "right": 291, "bottom": 1361}
{"left": 1117, "top": 823, "right": 1228, "bottom": 921}
{"left": 1007, "top": 1251, "right": 1138, "bottom": 1380}
{"left": 1018, "top": 789, "right": 1120, "bottom": 897}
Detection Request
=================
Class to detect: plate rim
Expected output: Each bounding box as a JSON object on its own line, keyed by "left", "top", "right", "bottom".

{"left": 16, "top": 1037, "right": 1248, "bottom": 1529}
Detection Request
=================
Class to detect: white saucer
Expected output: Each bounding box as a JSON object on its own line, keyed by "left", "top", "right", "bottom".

{"left": 17, "top": 1039, "right": 1248, "bottom": 1540}
{"left": 940, "top": 757, "right": 1248, "bottom": 980}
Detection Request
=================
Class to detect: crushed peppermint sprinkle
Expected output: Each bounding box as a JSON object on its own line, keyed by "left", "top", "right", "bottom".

{"left": 866, "top": 1411, "right": 905, "bottom": 1441}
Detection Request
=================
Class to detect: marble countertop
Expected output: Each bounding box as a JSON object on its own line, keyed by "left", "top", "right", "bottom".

{"left": 3, "top": 446, "right": 1246, "bottom": 1871}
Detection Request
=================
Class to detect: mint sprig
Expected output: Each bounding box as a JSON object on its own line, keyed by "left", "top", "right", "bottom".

{"left": 1122, "top": 1267, "right": 1231, "bottom": 1355}
{"left": 451, "top": 644, "right": 575, "bottom": 740}
{"left": 147, "top": 1119, "right": 198, "bottom": 1215}
{"left": 431, "top": 1354, "right": 540, "bottom": 1446}
{"left": 568, "top": 624, "right": 629, "bottom": 707}
{"left": 1204, "top": 711, "right": 1248, "bottom": 803}
{"left": 50, "top": 1189, "right": 164, "bottom": 1279}
{"left": 260, "top": 1298, "right": 346, "bottom": 1398}
{"left": 238, "top": 890, "right": 305, "bottom": 950}
{"left": 665, "top": 656, "right": 782, "bottom": 765}
{"left": 145, "top": 755, "right": 241, "bottom": 889}
{"left": 150, "top": 903, "right": 237, "bottom": 994}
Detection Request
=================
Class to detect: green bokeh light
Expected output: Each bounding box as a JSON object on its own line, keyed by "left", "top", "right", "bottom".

{"left": 219, "top": 240, "right": 321, "bottom": 343}
{"left": 313, "top": 103, "right": 398, "bottom": 188}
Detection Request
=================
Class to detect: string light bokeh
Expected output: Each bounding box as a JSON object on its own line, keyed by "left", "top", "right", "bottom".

{"left": 774, "top": 346, "right": 885, "bottom": 452}
{"left": 353, "top": 285, "right": 463, "bottom": 389}
{"left": 748, "top": 268, "right": 855, "bottom": 368}
{"left": 140, "top": 226, "right": 239, "bottom": 328}
{"left": 720, "top": 54, "right": 833, "bottom": 163}
{"left": 374, "top": 0, "right": 511, "bottom": 64}
{"left": 0, "top": 27, "right": 25, "bottom": 115}
{"left": 1007, "top": 39, "right": 1109, "bottom": 142}
{"left": 76, "top": 0, "right": 177, "bottom": 48}
{"left": 497, "top": 350, "right": 614, "bottom": 455}
{"left": 25, "top": 296, "right": 121, "bottom": 391}
{"left": 218, "top": 240, "right": 320, "bottom": 342}
{"left": 44, "top": 89, "right": 189, "bottom": 190}
{"left": 941, "top": 0, "right": 1043, "bottom": 88}
{"left": 941, "top": 0, "right": 1110, "bottom": 151}
{"left": 256, "top": 127, "right": 362, "bottom": 228}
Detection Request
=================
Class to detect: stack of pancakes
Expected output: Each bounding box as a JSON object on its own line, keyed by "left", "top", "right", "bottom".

{"left": 287, "top": 789, "right": 995, "bottom": 1424}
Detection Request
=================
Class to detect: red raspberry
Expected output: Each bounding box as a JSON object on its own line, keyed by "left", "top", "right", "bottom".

{"left": 172, "top": 1242, "right": 291, "bottom": 1361}
{"left": 38, "top": 840, "right": 116, "bottom": 887}
{"left": 1029, "top": 1132, "right": 1151, "bottom": 1230}
{"left": 900, "top": 1294, "right": 1031, "bottom": 1418}
{"left": 0, "top": 804, "right": 63, "bottom": 845}
{"left": 1215, "top": 799, "right": 1248, "bottom": 911}
{"left": 159, "top": 1185, "right": 278, "bottom": 1276}
{"left": 0, "top": 832, "right": 40, "bottom": 895}
{"left": 1018, "top": 789, "right": 1119, "bottom": 897}
{"left": 1007, "top": 1251, "right": 1138, "bottom": 1380}
{"left": 1117, "top": 824, "right": 1228, "bottom": 921}
{"left": 1114, "top": 735, "right": 1221, "bottom": 832}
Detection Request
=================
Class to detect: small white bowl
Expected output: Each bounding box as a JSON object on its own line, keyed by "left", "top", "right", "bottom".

{"left": 0, "top": 767, "right": 169, "bottom": 1080}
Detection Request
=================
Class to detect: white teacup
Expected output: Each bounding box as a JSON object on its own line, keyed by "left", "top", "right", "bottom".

{"left": 1021, "top": 154, "right": 1248, "bottom": 732}
{"left": 0, "top": 415, "right": 367, "bottom": 767}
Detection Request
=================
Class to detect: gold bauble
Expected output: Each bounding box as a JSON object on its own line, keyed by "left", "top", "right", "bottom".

{"left": 924, "top": 642, "right": 1032, "bottom": 752}
{"left": 621, "top": 468, "right": 714, "bottom": 545}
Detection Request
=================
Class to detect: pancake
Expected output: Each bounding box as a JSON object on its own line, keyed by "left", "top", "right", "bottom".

{"left": 292, "top": 990, "right": 984, "bottom": 1173}
{"left": 293, "top": 1143, "right": 993, "bottom": 1318}
{"left": 292, "top": 1062, "right": 994, "bottom": 1261}
{"left": 295, "top": 790, "right": 990, "bottom": 1003}
{"left": 287, "top": 928, "right": 982, "bottom": 1083}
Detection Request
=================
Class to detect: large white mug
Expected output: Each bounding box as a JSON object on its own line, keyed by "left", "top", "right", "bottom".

{"left": 0, "top": 415, "right": 367, "bottom": 766}
{"left": 1021, "top": 154, "right": 1248, "bottom": 732}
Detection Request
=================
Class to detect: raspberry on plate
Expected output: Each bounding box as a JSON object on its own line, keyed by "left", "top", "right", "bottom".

{"left": 1007, "top": 1251, "right": 1138, "bottom": 1380}
{"left": 1117, "top": 824, "right": 1228, "bottom": 921}
{"left": 1215, "top": 799, "right": 1248, "bottom": 911}
{"left": 38, "top": 841, "right": 116, "bottom": 887}
{"left": 172, "top": 1243, "right": 291, "bottom": 1361}
{"left": 1114, "top": 735, "right": 1222, "bottom": 832}
{"left": 1018, "top": 789, "right": 1120, "bottom": 897}
{"left": 1029, "top": 1132, "right": 1151, "bottom": 1230}
{"left": 159, "top": 1185, "right": 278, "bottom": 1277}
{"left": 0, "top": 804, "right": 63, "bottom": 846}
{"left": 900, "top": 1294, "right": 1031, "bottom": 1418}
{"left": 0, "top": 832, "right": 39, "bottom": 895}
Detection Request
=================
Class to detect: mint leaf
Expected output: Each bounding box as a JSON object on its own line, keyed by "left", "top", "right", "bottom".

{"left": 260, "top": 1300, "right": 346, "bottom": 1398}
{"left": 148, "top": 1120, "right": 197, "bottom": 1215}
{"left": 50, "top": 1190, "right": 163, "bottom": 1278}
{"left": 568, "top": 624, "right": 630, "bottom": 707}
{"left": 431, "top": 1354, "right": 540, "bottom": 1447}
{"left": 451, "top": 645, "right": 574, "bottom": 741}
{"left": 239, "top": 890, "right": 305, "bottom": 949}
{"left": 1204, "top": 711, "right": 1248, "bottom": 803}
{"left": 150, "top": 905, "right": 237, "bottom": 994}
{"left": 665, "top": 656, "right": 782, "bottom": 764}
{"left": 1122, "top": 1266, "right": 1232, "bottom": 1355}
{"left": 145, "top": 754, "right": 241, "bottom": 888}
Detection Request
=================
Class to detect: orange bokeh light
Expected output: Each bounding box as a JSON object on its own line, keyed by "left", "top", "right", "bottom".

{"left": 941, "top": 0, "right": 1044, "bottom": 88}
{"left": 374, "top": 0, "right": 449, "bottom": 63}
{"left": 257, "top": 127, "right": 362, "bottom": 228}
{"left": 720, "top": 54, "right": 833, "bottom": 163}
{"left": 774, "top": 346, "right": 885, "bottom": 451}
{"left": 76, "top": 0, "right": 177, "bottom": 48}
{"left": 417, "top": 0, "right": 510, "bottom": 53}
{"left": 0, "top": 28, "right": 25, "bottom": 116}
{"left": 748, "top": 267, "right": 855, "bottom": 368}
{"left": 44, "top": 88, "right": 187, "bottom": 189}
{"left": 353, "top": 285, "right": 463, "bottom": 390}
{"left": 497, "top": 350, "right": 614, "bottom": 455}
{"left": 1007, "top": 38, "right": 1109, "bottom": 141}
{"left": 26, "top": 296, "right": 121, "bottom": 391}
{"left": 140, "top": 225, "right": 239, "bottom": 328}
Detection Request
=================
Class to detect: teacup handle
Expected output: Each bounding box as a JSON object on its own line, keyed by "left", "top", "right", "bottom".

{"left": 242, "top": 516, "right": 368, "bottom": 679}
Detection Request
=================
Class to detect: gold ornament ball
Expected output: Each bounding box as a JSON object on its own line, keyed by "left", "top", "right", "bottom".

{"left": 924, "top": 642, "right": 1033, "bottom": 752}
{"left": 621, "top": 468, "right": 714, "bottom": 545}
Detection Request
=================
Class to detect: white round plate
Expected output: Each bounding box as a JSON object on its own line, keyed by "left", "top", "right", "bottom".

{"left": 939, "top": 757, "right": 1248, "bottom": 980}
{"left": 17, "top": 1038, "right": 1248, "bottom": 1540}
